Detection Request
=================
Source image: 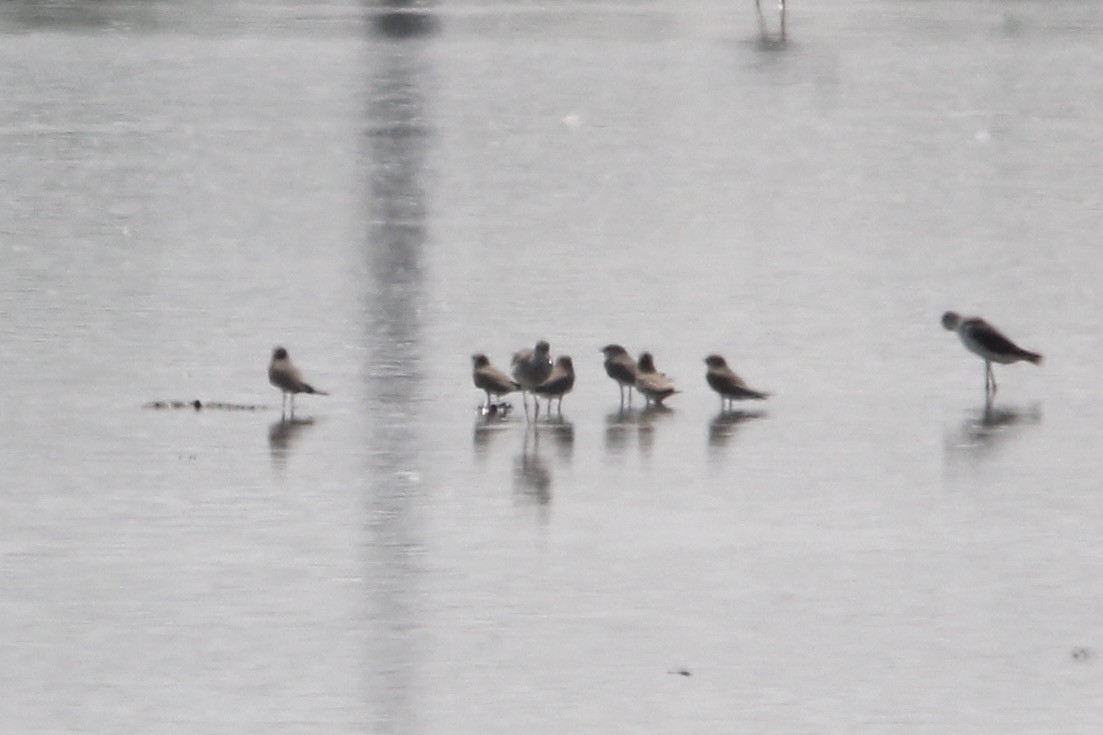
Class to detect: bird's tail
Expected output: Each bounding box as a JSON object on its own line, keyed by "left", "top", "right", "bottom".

{"left": 1022, "top": 350, "right": 1043, "bottom": 366}
{"left": 304, "top": 384, "right": 330, "bottom": 395}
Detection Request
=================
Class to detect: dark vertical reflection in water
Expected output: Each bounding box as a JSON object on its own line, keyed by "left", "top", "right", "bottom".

{"left": 362, "top": 4, "right": 436, "bottom": 733}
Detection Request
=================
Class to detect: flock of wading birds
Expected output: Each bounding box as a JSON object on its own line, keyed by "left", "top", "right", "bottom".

{"left": 265, "top": 311, "right": 1043, "bottom": 418}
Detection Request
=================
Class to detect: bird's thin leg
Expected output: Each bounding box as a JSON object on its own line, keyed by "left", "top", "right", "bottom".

{"left": 755, "top": 0, "right": 767, "bottom": 35}
{"left": 619, "top": 384, "right": 625, "bottom": 406}
{"left": 628, "top": 385, "right": 633, "bottom": 405}
{"left": 988, "top": 362, "right": 998, "bottom": 397}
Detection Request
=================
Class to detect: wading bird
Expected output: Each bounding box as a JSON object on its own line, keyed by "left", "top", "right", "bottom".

{"left": 636, "top": 352, "right": 679, "bottom": 407}
{"left": 511, "top": 340, "right": 553, "bottom": 416}
{"left": 941, "top": 311, "right": 1042, "bottom": 397}
{"left": 601, "top": 344, "right": 639, "bottom": 405}
{"left": 268, "top": 346, "right": 329, "bottom": 416}
{"left": 471, "top": 353, "right": 520, "bottom": 408}
{"left": 534, "top": 355, "right": 575, "bottom": 416}
{"left": 704, "top": 354, "right": 769, "bottom": 410}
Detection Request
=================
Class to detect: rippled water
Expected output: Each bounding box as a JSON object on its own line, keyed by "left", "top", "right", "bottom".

{"left": 3, "top": 1, "right": 1103, "bottom": 732}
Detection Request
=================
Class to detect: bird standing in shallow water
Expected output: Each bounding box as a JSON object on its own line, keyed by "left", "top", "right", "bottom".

{"left": 635, "top": 352, "right": 679, "bottom": 407}
{"left": 471, "top": 353, "right": 520, "bottom": 408}
{"left": 704, "top": 354, "right": 769, "bottom": 410}
{"left": 941, "top": 311, "right": 1042, "bottom": 398}
{"left": 534, "top": 355, "right": 575, "bottom": 416}
{"left": 511, "top": 340, "right": 553, "bottom": 417}
{"left": 601, "top": 344, "right": 639, "bottom": 405}
{"left": 268, "top": 346, "right": 328, "bottom": 417}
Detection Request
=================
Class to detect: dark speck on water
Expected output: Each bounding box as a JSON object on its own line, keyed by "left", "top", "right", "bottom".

{"left": 143, "top": 400, "right": 268, "bottom": 411}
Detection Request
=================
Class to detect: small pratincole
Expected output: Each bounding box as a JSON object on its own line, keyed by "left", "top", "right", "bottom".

{"left": 704, "top": 354, "right": 769, "bottom": 410}
{"left": 471, "top": 353, "right": 520, "bottom": 407}
{"left": 635, "top": 351, "right": 678, "bottom": 407}
{"left": 941, "top": 311, "right": 1042, "bottom": 397}
{"left": 534, "top": 355, "right": 575, "bottom": 415}
{"left": 601, "top": 344, "right": 639, "bottom": 405}
{"left": 268, "top": 346, "right": 329, "bottom": 416}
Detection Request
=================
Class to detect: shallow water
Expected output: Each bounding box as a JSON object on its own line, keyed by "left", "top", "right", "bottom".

{"left": 3, "top": 1, "right": 1103, "bottom": 732}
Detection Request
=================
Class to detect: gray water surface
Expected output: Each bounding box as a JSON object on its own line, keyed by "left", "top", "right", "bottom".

{"left": 3, "top": 1, "right": 1103, "bottom": 733}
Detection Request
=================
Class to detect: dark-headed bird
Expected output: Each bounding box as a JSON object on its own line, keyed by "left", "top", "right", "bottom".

{"left": 941, "top": 311, "right": 1042, "bottom": 397}
{"left": 704, "top": 354, "right": 769, "bottom": 410}
{"left": 269, "top": 346, "right": 329, "bottom": 416}
{"left": 601, "top": 344, "right": 639, "bottom": 405}
{"left": 534, "top": 355, "right": 575, "bottom": 416}
{"left": 472, "top": 353, "right": 520, "bottom": 407}
{"left": 635, "top": 351, "right": 679, "bottom": 407}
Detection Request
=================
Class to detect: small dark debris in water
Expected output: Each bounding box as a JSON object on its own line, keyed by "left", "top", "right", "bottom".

{"left": 144, "top": 400, "right": 268, "bottom": 411}
{"left": 1072, "top": 647, "right": 1093, "bottom": 662}
{"left": 667, "top": 668, "right": 692, "bottom": 677}
{"left": 478, "top": 401, "right": 513, "bottom": 418}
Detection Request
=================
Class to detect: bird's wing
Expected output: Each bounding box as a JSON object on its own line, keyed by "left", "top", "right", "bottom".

{"left": 966, "top": 318, "right": 1024, "bottom": 355}
{"left": 535, "top": 369, "right": 574, "bottom": 395}
{"left": 720, "top": 368, "right": 749, "bottom": 390}
{"left": 605, "top": 357, "right": 638, "bottom": 383}
{"left": 478, "top": 366, "right": 520, "bottom": 392}
{"left": 638, "top": 372, "right": 674, "bottom": 392}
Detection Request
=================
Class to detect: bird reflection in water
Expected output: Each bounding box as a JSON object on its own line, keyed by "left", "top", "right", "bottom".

{"left": 637, "top": 404, "right": 674, "bottom": 458}
{"left": 604, "top": 407, "right": 637, "bottom": 455}
{"left": 947, "top": 398, "right": 1042, "bottom": 463}
{"left": 268, "top": 415, "right": 316, "bottom": 469}
{"left": 513, "top": 427, "right": 551, "bottom": 507}
{"left": 543, "top": 414, "right": 575, "bottom": 461}
{"left": 472, "top": 408, "right": 512, "bottom": 460}
{"left": 602, "top": 405, "right": 673, "bottom": 458}
{"left": 708, "top": 409, "right": 766, "bottom": 452}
